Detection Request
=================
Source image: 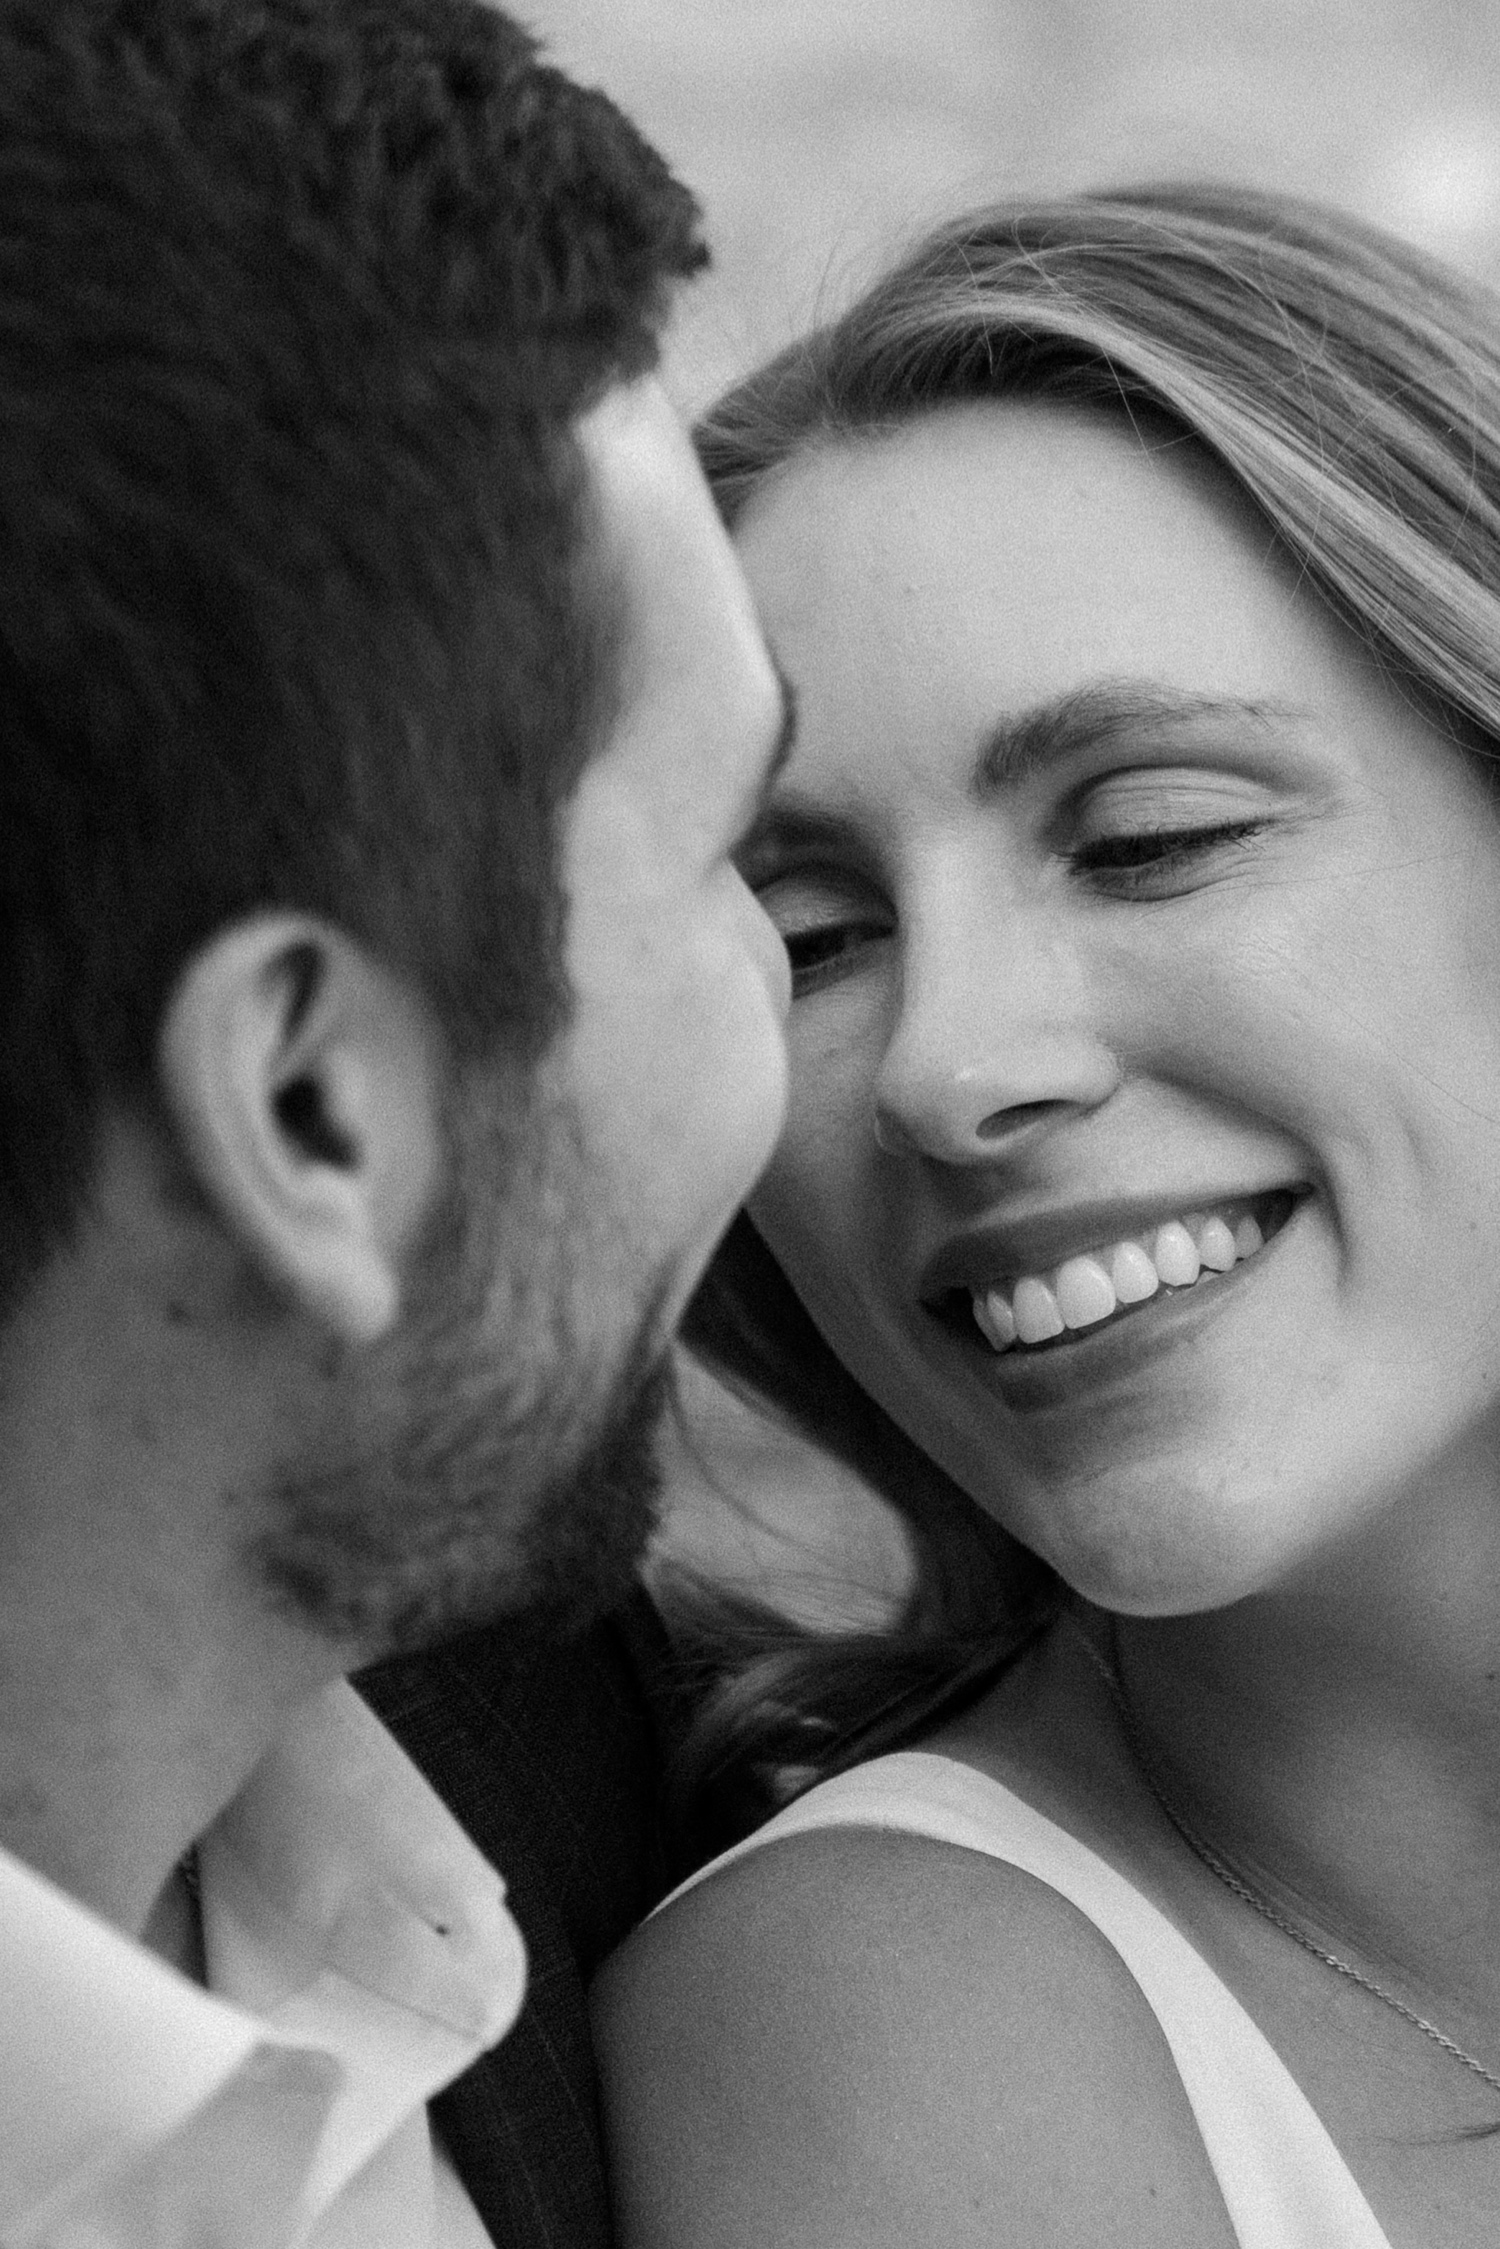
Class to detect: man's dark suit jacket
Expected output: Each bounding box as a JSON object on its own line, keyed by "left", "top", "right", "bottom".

{"left": 358, "top": 1593, "right": 677, "bottom": 2249}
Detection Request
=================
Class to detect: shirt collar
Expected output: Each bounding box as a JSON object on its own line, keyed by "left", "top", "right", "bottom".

{"left": 0, "top": 1680, "right": 526, "bottom": 2239}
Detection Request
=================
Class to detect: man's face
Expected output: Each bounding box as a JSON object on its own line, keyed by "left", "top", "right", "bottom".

{"left": 256, "top": 381, "right": 791, "bottom": 1657}
{"left": 557, "top": 378, "right": 794, "bottom": 1335}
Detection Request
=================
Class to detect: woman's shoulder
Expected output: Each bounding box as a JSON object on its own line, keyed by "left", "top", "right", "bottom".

{"left": 592, "top": 1770, "right": 1236, "bottom": 2249}
{"left": 604, "top": 1778, "right": 1152, "bottom": 2008}
{"left": 598, "top": 1762, "right": 1173, "bottom": 2039}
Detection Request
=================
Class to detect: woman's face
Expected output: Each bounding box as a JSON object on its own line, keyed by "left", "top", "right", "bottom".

{"left": 735, "top": 402, "right": 1500, "bottom": 1613}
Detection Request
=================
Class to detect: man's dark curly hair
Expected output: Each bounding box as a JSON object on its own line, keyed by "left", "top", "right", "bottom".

{"left": 0, "top": 0, "right": 707, "bottom": 1301}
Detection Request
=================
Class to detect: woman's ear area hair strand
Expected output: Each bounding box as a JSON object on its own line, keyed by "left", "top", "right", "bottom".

{"left": 156, "top": 913, "right": 446, "bottom": 1346}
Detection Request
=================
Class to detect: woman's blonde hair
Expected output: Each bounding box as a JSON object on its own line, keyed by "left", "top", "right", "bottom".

{"left": 670, "top": 182, "right": 1500, "bottom": 1856}
{"left": 705, "top": 182, "right": 1500, "bottom": 717}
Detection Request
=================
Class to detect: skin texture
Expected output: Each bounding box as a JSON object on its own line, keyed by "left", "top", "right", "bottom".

{"left": 561, "top": 381, "right": 791, "bottom": 1343}
{"left": 247, "top": 380, "right": 795, "bottom": 1655}
{"left": 735, "top": 406, "right": 1500, "bottom": 1618}
{"left": 0, "top": 376, "right": 790, "bottom": 1944}
{"left": 595, "top": 404, "right": 1500, "bottom": 2248}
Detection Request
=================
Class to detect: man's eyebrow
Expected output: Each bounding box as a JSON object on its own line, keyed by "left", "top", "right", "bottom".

{"left": 972, "top": 680, "right": 1306, "bottom": 797}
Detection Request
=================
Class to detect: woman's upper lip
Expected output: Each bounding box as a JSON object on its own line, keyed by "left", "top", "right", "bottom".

{"left": 917, "top": 1186, "right": 1302, "bottom": 1302}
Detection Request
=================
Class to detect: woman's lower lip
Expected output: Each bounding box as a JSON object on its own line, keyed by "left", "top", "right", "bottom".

{"left": 956, "top": 1198, "right": 1302, "bottom": 1405}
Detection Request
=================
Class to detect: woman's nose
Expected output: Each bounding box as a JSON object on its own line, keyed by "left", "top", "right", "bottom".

{"left": 872, "top": 940, "right": 1120, "bottom": 1165}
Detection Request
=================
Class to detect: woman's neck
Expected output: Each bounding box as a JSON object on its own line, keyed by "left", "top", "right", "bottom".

{"left": 1108, "top": 1574, "right": 1500, "bottom": 2024}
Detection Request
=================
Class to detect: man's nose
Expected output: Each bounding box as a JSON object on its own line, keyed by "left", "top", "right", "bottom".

{"left": 737, "top": 869, "right": 793, "bottom": 1024}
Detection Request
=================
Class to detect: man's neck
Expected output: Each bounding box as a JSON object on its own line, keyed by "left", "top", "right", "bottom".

{"left": 0, "top": 1208, "right": 344, "bottom": 1939}
{"left": 0, "top": 1588, "right": 339, "bottom": 1937}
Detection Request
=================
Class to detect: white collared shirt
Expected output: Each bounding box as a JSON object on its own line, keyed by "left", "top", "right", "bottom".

{"left": 0, "top": 1681, "right": 527, "bottom": 2248}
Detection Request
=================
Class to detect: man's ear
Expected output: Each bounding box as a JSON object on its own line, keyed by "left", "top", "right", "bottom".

{"left": 157, "top": 914, "right": 444, "bottom": 1344}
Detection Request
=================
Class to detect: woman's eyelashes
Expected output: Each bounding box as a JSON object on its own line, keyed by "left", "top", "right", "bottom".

{"left": 755, "top": 871, "right": 894, "bottom": 997}
{"left": 1061, "top": 761, "right": 1281, "bottom": 897}
{"left": 781, "top": 922, "right": 884, "bottom": 994}
{"left": 754, "top": 792, "right": 1278, "bottom": 1000}
{"left": 1067, "top": 816, "right": 1270, "bottom": 897}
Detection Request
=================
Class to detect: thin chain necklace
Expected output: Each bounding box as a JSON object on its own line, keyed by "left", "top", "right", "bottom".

{"left": 1071, "top": 1617, "right": 1500, "bottom": 2103}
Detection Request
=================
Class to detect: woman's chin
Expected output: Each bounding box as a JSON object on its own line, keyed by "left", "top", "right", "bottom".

{"left": 1003, "top": 1472, "right": 1290, "bottom": 1619}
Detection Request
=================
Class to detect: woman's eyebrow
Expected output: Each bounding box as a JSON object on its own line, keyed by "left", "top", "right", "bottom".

{"left": 735, "top": 794, "right": 850, "bottom": 871}
{"left": 736, "top": 681, "right": 1310, "bottom": 870}
{"left": 972, "top": 681, "right": 1307, "bottom": 798}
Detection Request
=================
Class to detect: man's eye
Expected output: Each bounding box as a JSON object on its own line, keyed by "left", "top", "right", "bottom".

{"left": 1068, "top": 818, "right": 1267, "bottom": 895}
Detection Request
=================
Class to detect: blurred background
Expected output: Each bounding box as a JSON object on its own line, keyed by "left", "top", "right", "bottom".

{"left": 519, "top": 0, "right": 1500, "bottom": 1624}
{"left": 526, "top": 0, "right": 1500, "bottom": 412}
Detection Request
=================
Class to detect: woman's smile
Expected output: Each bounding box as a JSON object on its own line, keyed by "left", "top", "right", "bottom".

{"left": 932, "top": 1187, "right": 1308, "bottom": 1413}
{"left": 734, "top": 400, "right": 1500, "bottom": 1610}
{"left": 921, "top": 1184, "right": 1301, "bottom": 1349}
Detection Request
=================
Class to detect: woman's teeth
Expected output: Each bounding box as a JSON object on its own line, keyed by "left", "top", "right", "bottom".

{"left": 971, "top": 1205, "right": 1268, "bottom": 1354}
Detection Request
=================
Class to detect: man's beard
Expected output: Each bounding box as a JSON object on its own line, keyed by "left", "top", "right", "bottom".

{"left": 249, "top": 1088, "right": 674, "bottom": 1659}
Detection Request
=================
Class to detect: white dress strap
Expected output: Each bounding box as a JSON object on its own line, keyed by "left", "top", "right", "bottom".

{"left": 659, "top": 1750, "right": 1392, "bottom": 2249}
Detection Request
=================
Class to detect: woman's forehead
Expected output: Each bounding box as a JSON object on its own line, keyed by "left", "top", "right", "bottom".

{"left": 734, "top": 402, "right": 1279, "bottom": 626}
{"left": 728, "top": 399, "right": 1492, "bottom": 853}
{"left": 734, "top": 407, "right": 1312, "bottom": 727}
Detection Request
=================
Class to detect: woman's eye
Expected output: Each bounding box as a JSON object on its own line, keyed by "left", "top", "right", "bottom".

{"left": 781, "top": 923, "right": 875, "bottom": 990}
{"left": 775, "top": 915, "right": 892, "bottom": 997}
{"left": 753, "top": 873, "right": 893, "bottom": 998}
{"left": 1068, "top": 818, "right": 1267, "bottom": 896}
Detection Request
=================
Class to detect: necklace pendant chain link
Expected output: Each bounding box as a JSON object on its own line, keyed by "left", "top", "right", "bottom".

{"left": 1070, "top": 1616, "right": 1500, "bottom": 2104}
